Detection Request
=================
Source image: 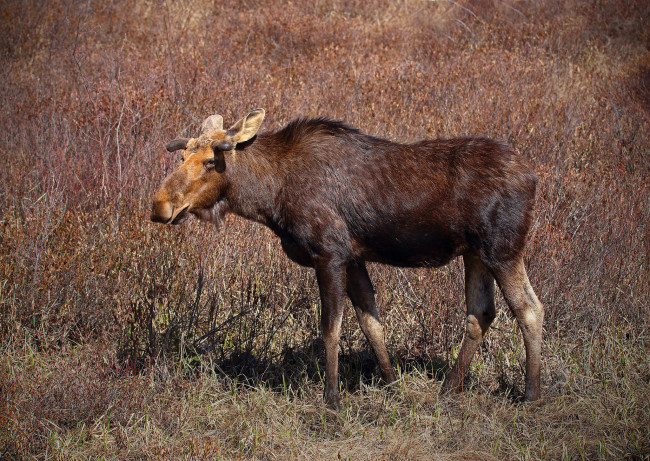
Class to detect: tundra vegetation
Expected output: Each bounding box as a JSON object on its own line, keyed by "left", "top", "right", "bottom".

{"left": 0, "top": 0, "right": 648, "bottom": 459}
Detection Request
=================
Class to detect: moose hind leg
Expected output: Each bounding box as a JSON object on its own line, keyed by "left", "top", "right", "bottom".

{"left": 442, "top": 253, "right": 496, "bottom": 394}
{"left": 494, "top": 258, "right": 544, "bottom": 401}
{"left": 346, "top": 262, "right": 397, "bottom": 384}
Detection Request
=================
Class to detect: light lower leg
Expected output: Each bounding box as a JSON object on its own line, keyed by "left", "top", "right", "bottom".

{"left": 497, "top": 261, "right": 544, "bottom": 401}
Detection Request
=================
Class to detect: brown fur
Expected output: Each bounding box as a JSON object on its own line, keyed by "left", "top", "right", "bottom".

{"left": 151, "top": 111, "right": 544, "bottom": 406}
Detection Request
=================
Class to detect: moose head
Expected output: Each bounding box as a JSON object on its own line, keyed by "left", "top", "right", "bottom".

{"left": 150, "top": 109, "right": 265, "bottom": 225}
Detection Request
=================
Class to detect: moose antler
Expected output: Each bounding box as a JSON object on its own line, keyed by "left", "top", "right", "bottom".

{"left": 166, "top": 138, "right": 190, "bottom": 152}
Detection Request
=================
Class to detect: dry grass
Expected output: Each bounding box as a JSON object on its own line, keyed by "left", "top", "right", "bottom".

{"left": 1, "top": 0, "right": 648, "bottom": 459}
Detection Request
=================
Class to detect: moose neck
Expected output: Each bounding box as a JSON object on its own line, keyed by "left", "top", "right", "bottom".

{"left": 224, "top": 145, "right": 280, "bottom": 227}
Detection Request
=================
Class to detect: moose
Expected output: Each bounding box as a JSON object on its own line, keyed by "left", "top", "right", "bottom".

{"left": 151, "top": 109, "right": 544, "bottom": 406}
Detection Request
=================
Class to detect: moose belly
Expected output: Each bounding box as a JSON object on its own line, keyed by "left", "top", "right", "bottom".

{"left": 359, "top": 225, "right": 468, "bottom": 268}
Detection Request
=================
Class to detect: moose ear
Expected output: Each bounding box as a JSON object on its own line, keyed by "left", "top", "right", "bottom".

{"left": 227, "top": 109, "right": 265, "bottom": 144}
{"left": 201, "top": 114, "right": 223, "bottom": 133}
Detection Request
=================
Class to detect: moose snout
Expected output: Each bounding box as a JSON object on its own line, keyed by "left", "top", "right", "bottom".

{"left": 150, "top": 198, "right": 173, "bottom": 223}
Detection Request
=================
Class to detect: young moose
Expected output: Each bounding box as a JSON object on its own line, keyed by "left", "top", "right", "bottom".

{"left": 151, "top": 109, "right": 544, "bottom": 405}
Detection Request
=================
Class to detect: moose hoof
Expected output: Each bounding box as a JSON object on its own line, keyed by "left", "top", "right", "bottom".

{"left": 440, "top": 375, "right": 464, "bottom": 395}
{"left": 324, "top": 390, "right": 341, "bottom": 410}
{"left": 524, "top": 386, "right": 541, "bottom": 402}
{"left": 382, "top": 371, "right": 398, "bottom": 386}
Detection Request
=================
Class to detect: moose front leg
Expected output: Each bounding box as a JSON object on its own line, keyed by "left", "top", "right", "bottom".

{"left": 315, "top": 258, "right": 347, "bottom": 408}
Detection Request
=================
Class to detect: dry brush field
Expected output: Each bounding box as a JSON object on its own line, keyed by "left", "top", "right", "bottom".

{"left": 0, "top": 0, "right": 648, "bottom": 459}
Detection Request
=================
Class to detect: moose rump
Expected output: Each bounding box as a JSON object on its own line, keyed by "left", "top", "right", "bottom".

{"left": 151, "top": 110, "right": 544, "bottom": 406}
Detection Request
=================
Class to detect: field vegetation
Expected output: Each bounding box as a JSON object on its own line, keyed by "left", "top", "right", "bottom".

{"left": 1, "top": 0, "right": 648, "bottom": 459}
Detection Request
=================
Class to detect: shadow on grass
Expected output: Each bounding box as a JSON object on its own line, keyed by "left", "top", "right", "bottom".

{"left": 493, "top": 371, "right": 527, "bottom": 403}
{"left": 196, "top": 338, "right": 450, "bottom": 398}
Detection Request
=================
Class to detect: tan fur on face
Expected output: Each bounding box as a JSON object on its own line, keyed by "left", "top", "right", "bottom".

{"left": 152, "top": 134, "right": 228, "bottom": 224}
{"left": 186, "top": 129, "right": 228, "bottom": 151}
{"left": 177, "top": 144, "right": 224, "bottom": 206}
